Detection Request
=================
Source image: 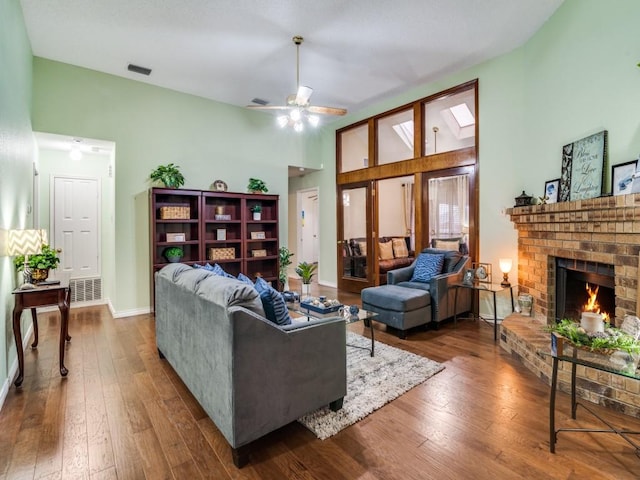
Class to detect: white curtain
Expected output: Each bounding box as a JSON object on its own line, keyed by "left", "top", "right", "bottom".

{"left": 401, "top": 182, "right": 415, "bottom": 249}
{"left": 428, "top": 174, "right": 469, "bottom": 239}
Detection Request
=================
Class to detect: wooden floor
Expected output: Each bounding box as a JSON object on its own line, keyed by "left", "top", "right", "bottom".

{"left": 2, "top": 283, "right": 640, "bottom": 480}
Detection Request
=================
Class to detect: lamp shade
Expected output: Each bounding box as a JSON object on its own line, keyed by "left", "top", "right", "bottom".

{"left": 8, "top": 229, "right": 47, "bottom": 256}
{"left": 499, "top": 258, "right": 513, "bottom": 274}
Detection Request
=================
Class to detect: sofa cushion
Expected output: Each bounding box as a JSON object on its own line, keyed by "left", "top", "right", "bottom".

{"left": 379, "top": 240, "right": 394, "bottom": 260}
{"left": 433, "top": 239, "right": 460, "bottom": 251}
{"left": 392, "top": 237, "right": 409, "bottom": 258}
{"left": 411, "top": 253, "right": 444, "bottom": 283}
{"left": 362, "top": 284, "right": 430, "bottom": 312}
{"left": 255, "top": 277, "right": 291, "bottom": 326}
{"left": 357, "top": 241, "right": 367, "bottom": 256}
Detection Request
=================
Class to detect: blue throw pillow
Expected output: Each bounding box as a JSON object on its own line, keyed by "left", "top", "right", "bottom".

{"left": 211, "top": 263, "right": 235, "bottom": 278}
{"left": 237, "top": 273, "right": 254, "bottom": 285}
{"left": 259, "top": 285, "right": 292, "bottom": 326}
{"left": 254, "top": 276, "right": 270, "bottom": 293}
{"left": 410, "top": 253, "right": 445, "bottom": 283}
{"left": 194, "top": 263, "right": 215, "bottom": 271}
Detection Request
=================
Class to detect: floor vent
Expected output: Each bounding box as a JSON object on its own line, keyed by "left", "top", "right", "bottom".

{"left": 70, "top": 277, "right": 102, "bottom": 303}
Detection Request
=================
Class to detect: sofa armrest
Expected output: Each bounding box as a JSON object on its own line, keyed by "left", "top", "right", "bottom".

{"left": 387, "top": 263, "right": 415, "bottom": 284}
{"left": 428, "top": 256, "right": 472, "bottom": 322}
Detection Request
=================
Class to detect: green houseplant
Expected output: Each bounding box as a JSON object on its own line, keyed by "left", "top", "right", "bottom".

{"left": 163, "top": 246, "right": 184, "bottom": 263}
{"left": 150, "top": 163, "right": 185, "bottom": 189}
{"left": 247, "top": 178, "right": 268, "bottom": 193}
{"left": 278, "top": 246, "right": 294, "bottom": 290}
{"left": 14, "top": 244, "right": 61, "bottom": 282}
{"left": 295, "top": 261, "right": 317, "bottom": 296}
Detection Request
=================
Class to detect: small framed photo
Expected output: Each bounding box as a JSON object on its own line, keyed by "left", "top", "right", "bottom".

{"left": 544, "top": 178, "right": 560, "bottom": 203}
{"left": 611, "top": 160, "right": 637, "bottom": 196}
{"left": 216, "top": 229, "right": 226, "bottom": 241}
{"left": 252, "top": 249, "right": 267, "bottom": 257}
{"left": 462, "top": 268, "right": 475, "bottom": 286}
{"left": 166, "top": 232, "right": 186, "bottom": 242}
{"left": 250, "top": 231, "right": 266, "bottom": 240}
{"left": 472, "top": 262, "right": 492, "bottom": 283}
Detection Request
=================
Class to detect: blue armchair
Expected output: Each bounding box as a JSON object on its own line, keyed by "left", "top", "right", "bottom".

{"left": 387, "top": 248, "right": 472, "bottom": 324}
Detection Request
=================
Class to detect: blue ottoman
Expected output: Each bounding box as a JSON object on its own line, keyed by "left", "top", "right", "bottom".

{"left": 361, "top": 285, "right": 431, "bottom": 338}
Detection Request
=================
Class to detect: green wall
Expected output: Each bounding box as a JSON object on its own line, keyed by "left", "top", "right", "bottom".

{"left": 32, "top": 60, "right": 310, "bottom": 314}
{"left": 27, "top": 0, "right": 640, "bottom": 315}
{"left": 0, "top": 0, "right": 35, "bottom": 402}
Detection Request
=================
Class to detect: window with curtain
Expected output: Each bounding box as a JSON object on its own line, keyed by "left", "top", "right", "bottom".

{"left": 428, "top": 174, "right": 469, "bottom": 239}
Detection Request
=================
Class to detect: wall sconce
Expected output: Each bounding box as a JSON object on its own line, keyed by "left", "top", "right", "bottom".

{"left": 499, "top": 258, "right": 512, "bottom": 287}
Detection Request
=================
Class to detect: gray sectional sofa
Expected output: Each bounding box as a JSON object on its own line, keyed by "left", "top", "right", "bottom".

{"left": 154, "top": 263, "right": 347, "bottom": 467}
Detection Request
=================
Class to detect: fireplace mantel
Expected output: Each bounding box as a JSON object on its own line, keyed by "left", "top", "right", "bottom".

{"left": 507, "top": 193, "right": 640, "bottom": 324}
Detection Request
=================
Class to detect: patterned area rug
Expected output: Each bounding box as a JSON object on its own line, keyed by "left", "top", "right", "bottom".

{"left": 298, "top": 331, "right": 444, "bottom": 439}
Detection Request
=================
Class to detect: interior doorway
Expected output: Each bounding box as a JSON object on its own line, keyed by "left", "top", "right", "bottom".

{"left": 296, "top": 187, "right": 320, "bottom": 265}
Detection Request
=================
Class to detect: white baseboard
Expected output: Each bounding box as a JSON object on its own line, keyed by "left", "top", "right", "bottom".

{"left": 319, "top": 280, "right": 338, "bottom": 288}
{"left": 0, "top": 323, "right": 34, "bottom": 413}
{"left": 109, "top": 300, "right": 151, "bottom": 318}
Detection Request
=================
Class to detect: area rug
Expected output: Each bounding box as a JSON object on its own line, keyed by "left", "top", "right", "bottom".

{"left": 298, "top": 331, "right": 444, "bottom": 439}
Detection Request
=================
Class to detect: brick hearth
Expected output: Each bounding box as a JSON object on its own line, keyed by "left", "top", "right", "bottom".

{"left": 502, "top": 195, "right": 640, "bottom": 412}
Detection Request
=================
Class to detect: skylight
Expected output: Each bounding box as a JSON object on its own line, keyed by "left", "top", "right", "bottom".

{"left": 449, "top": 103, "right": 475, "bottom": 128}
{"left": 392, "top": 120, "right": 414, "bottom": 150}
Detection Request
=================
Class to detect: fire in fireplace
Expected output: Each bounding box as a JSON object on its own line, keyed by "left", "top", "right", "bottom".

{"left": 555, "top": 258, "right": 615, "bottom": 325}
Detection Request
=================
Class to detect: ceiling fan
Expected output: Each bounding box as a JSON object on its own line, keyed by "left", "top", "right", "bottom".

{"left": 247, "top": 36, "right": 347, "bottom": 131}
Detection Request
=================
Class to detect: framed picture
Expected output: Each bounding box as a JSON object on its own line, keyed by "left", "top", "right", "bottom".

{"left": 252, "top": 249, "right": 267, "bottom": 257}
{"left": 462, "top": 269, "right": 475, "bottom": 286}
{"left": 472, "top": 262, "right": 492, "bottom": 283}
{"left": 559, "top": 130, "right": 608, "bottom": 201}
{"left": 250, "top": 231, "right": 266, "bottom": 240}
{"left": 612, "top": 160, "right": 637, "bottom": 196}
{"left": 166, "top": 232, "right": 185, "bottom": 242}
{"left": 544, "top": 179, "right": 560, "bottom": 203}
{"left": 216, "top": 229, "right": 227, "bottom": 241}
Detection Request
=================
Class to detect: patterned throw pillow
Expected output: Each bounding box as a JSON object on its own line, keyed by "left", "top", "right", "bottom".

{"left": 358, "top": 241, "right": 367, "bottom": 256}
{"left": 433, "top": 239, "right": 460, "bottom": 251}
{"left": 254, "top": 277, "right": 291, "bottom": 325}
{"left": 237, "top": 272, "right": 253, "bottom": 285}
{"left": 392, "top": 238, "right": 409, "bottom": 258}
{"left": 410, "top": 253, "right": 445, "bottom": 283}
{"left": 379, "top": 240, "right": 394, "bottom": 260}
{"left": 212, "top": 263, "right": 235, "bottom": 278}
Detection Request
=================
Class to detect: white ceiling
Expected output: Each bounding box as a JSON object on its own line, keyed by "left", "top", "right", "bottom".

{"left": 20, "top": 0, "right": 564, "bottom": 123}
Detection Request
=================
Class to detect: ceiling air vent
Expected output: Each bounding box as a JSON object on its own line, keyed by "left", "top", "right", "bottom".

{"left": 127, "top": 64, "right": 152, "bottom": 76}
{"left": 251, "top": 98, "right": 269, "bottom": 106}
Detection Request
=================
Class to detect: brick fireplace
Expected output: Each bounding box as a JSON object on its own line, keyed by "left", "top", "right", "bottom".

{"left": 500, "top": 194, "right": 640, "bottom": 415}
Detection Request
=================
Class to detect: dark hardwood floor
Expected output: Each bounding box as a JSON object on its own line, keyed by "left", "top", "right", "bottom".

{"left": 2, "top": 281, "right": 640, "bottom": 479}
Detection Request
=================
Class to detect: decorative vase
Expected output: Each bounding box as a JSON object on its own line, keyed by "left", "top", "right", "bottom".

{"left": 31, "top": 268, "right": 49, "bottom": 283}
{"left": 253, "top": 212, "right": 261, "bottom": 221}
{"left": 518, "top": 294, "right": 533, "bottom": 316}
{"left": 301, "top": 283, "right": 311, "bottom": 297}
{"left": 167, "top": 256, "right": 182, "bottom": 263}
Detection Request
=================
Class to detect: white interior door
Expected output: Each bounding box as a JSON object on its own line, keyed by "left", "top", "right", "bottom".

{"left": 53, "top": 176, "right": 100, "bottom": 279}
{"left": 298, "top": 188, "right": 319, "bottom": 264}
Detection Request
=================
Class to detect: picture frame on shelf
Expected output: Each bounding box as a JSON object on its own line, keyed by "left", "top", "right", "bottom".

{"left": 216, "top": 229, "right": 226, "bottom": 241}
{"left": 166, "top": 232, "right": 186, "bottom": 242}
{"left": 559, "top": 130, "right": 608, "bottom": 201}
{"left": 252, "top": 249, "right": 267, "bottom": 257}
{"left": 250, "top": 231, "right": 266, "bottom": 240}
{"left": 462, "top": 268, "right": 475, "bottom": 286}
{"left": 544, "top": 178, "right": 560, "bottom": 203}
{"left": 612, "top": 160, "right": 638, "bottom": 196}
{"left": 472, "top": 262, "right": 492, "bottom": 283}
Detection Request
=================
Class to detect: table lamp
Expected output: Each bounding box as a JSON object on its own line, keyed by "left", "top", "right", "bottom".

{"left": 499, "top": 258, "right": 512, "bottom": 287}
{"left": 8, "top": 229, "right": 48, "bottom": 287}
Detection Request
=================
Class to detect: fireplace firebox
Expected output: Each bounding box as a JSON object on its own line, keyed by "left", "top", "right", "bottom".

{"left": 555, "top": 258, "right": 615, "bottom": 325}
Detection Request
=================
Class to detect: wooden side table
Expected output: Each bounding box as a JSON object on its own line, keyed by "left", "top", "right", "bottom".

{"left": 12, "top": 282, "right": 71, "bottom": 387}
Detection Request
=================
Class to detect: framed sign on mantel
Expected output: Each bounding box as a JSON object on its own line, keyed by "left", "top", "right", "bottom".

{"left": 559, "top": 130, "right": 608, "bottom": 202}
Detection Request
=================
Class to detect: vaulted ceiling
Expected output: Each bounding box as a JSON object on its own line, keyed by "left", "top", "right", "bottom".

{"left": 20, "top": 0, "right": 564, "bottom": 123}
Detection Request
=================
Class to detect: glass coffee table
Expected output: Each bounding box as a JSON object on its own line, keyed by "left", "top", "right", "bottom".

{"left": 288, "top": 302, "right": 379, "bottom": 357}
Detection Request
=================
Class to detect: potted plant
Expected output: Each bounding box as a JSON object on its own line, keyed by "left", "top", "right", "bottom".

{"left": 295, "top": 261, "right": 317, "bottom": 296}
{"left": 150, "top": 163, "right": 185, "bottom": 189}
{"left": 251, "top": 204, "right": 262, "bottom": 220}
{"left": 278, "top": 246, "right": 294, "bottom": 291}
{"left": 164, "top": 246, "right": 184, "bottom": 263}
{"left": 247, "top": 178, "right": 268, "bottom": 194}
{"left": 14, "top": 244, "right": 61, "bottom": 283}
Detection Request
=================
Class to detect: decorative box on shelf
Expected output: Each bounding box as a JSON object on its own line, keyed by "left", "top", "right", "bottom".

{"left": 208, "top": 247, "right": 235, "bottom": 261}
{"left": 160, "top": 206, "right": 190, "bottom": 219}
{"left": 252, "top": 249, "right": 267, "bottom": 257}
{"left": 214, "top": 214, "right": 232, "bottom": 220}
{"left": 166, "top": 233, "right": 186, "bottom": 242}
{"left": 250, "top": 231, "right": 266, "bottom": 240}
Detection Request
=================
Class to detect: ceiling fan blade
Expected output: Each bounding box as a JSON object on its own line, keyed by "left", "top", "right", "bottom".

{"left": 246, "top": 105, "right": 291, "bottom": 111}
{"left": 295, "top": 86, "right": 313, "bottom": 105}
{"left": 307, "top": 105, "right": 348, "bottom": 116}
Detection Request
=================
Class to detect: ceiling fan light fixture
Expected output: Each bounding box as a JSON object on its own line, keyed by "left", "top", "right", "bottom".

{"left": 308, "top": 115, "right": 320, "bottom": 127}
{"left": 277, "top": 115, "right": 289, "bottom": 128}
{"left": 290, "top": 108, "right": 302, "bottom": 122}
{"left": 294, "top": 121, "right": 304, "bottom": 133}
